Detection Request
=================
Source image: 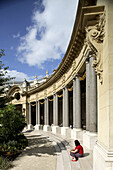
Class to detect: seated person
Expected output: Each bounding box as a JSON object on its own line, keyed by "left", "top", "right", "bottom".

{"left": 70, "top": 140, "right": 83, "bottom": 161}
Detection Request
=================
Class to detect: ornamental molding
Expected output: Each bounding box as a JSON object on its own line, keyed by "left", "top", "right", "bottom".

{"left": 72, "top": 59, "right": 76, "bottom": 71}
{"left": 85, "top": 12, "right": 105, "bottom": 84}
{"left": 62, "top": 74, "right": 66, "bottom": 87}
{"left": 53, "top": 83, "right": 56, "bottom": 94}
{"left": 36, "top": 93, "right": 38, "bottom": 100}
{"left": 44, "top": 89, "right": 47, "bottom": 98}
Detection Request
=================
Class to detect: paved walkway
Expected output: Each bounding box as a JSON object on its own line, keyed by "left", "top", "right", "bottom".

{"left": 9, "top": 130, "right": 93, "bottom": 170}
{"left": 9, "top": 130, "right": 57, "bottom": 170}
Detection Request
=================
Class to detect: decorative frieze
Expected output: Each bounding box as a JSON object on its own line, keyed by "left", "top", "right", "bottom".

{"left": 36, "top": 93, "right": 38, "bottom": 100}
{"left": 62, "top": 74, "right": 66, "bottom": 88}
{"left": 44, "top": 89, "right": 47, "bottom": 98}
{"left": 53, "top": 83, "right": 56, "bottom": 94}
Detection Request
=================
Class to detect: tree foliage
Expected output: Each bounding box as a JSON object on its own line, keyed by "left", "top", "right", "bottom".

{"left": 0, "top": 104, "right": 26, "bottom": 143}
{"left": 0, "top": 49, "right": 14, "bottom": 108}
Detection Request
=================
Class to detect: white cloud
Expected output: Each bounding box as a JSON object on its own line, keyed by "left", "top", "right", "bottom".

{"left": 13, "top": 32, "right": 20, "bottom": 38}
{"left": 6, "top": 70, "right": 43, "bottom": 82}
{"left": 6, "top": 70, "right": 34, "bottom": 82}
{"left": 17, "top": 0, "right": 78, "bottom": 68}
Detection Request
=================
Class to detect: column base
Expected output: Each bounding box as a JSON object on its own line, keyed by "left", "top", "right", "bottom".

{"left": 61, "top": 127, "right": 70, "bottom": 137}
{"left": 52, "top": 126, "right": 61, "bottom": 134}
{"left": 35, "top": 124, "right": 43, "bottom": 130}
{"left": 83, "top": 131, "right": 97, "bottom": 150}
{"left": 43, "top": 125, "right": 51, "bottom": 131}
{"left": 28, "top": 124, "right": 33, "bottom": 130}
{"left": 93, "top": 143, "right": 113, "bottom": 170}
{"left": 71, "top": 128, "right": 83, "bottom": 140}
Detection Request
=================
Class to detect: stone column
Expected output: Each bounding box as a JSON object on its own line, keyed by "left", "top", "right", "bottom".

{"left": 29, "top": 103, "right": 31, "bottom": 125}
{"left": 44, "top": 98, "right": 47, "bottom": 125}
{"left": 36, "top": 101, "right": 38, "bottom": 125}
{"left": 75, "top": 75, "right": 81, "bottom": 129}
{"left": 53, "top": 94, "right": 56, "bottom": 125}
{"left": 83, "top": 55, "right": 97, "bottom": 149}
{"left": 64, "top": 87, "right": 69, "bottom": 127}
{"left": 35, "top": 100, "right": 42, "bottom": 130}
{"left": 89, "top": 55, "right": 97, "bottom": 132}
{"left": 61, "top": 87, "right": 70, "bottom": 136}
{"left": 55, "top": 94, "right": 58, "bottom": 126}
{"left": 38, "top": 101, "right": 40, "bottom": 125}
{"left": 86, "top": 60, "right": 90, "bottom": 131}
{"left": 52, "top": 94, "right": 60, "bottom": 133}
{"left": 71, "top": 75, "right": 83, "bottom": 140}
{"left": 28, "top": 103, "right": 33, "bottom": 129}
{"left": 46, "top": 98, "right": 49, "bottom": 125}
{"left": 43, "top": 98, "right": 51, "bottom": 131}
{"left": 73, "top": 78, "right": 76, "bottom": 128}
{"left": 62, "top": 88, "right": 65, "bottom": 127}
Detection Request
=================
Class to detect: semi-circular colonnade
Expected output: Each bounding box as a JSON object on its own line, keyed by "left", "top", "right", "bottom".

{"left": 7, "top": 0, "right": 113, "bottom": 170}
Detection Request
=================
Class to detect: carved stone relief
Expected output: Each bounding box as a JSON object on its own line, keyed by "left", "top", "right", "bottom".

{"left": 85, "top": 13, "right": 105, "bottom": 84}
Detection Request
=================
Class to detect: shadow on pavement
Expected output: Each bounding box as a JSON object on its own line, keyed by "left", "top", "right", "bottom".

{"left": 15, "top": 134, "right": 67, "bottom": 159}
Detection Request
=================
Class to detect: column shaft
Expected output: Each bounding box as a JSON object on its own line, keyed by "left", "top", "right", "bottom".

{"left": 89, "top": 55, "right": 97, "bottom": 132}
{"left": 63, "top": 88, "right": 65, "bottom": 127}
{"left": 55, "top": 94, "right": 58, "bottom": 125}
{"left": 38, "top": 101, "right": 40, "bottom": 125}
{"left": 53, "top": 94, "right": 56, "bottom": 125}
{"left": 86, "top": 61, "right": 90, "bottom": 131}
{"left": 36, "top": 101, "right": 38, "bottom": 124}
{"left": 75, "top": 76, "right": 81, "bottom": 128}
{"left": 65, "top": 87, "right": 69, "bottom": 127}
{"left": 63, "top": 87, "right": 69, "bottom": 127}
{"left": 44, "top": 99, "right": 47, "bottom": 125}
{"left": 46, "top": 98, "right": 49, "bottom": 125}
{"left": 29, "top": 103, "right": 31, "bottom": 124}
{"left": 73, "top": 78, "right": 76, "bottom": 128}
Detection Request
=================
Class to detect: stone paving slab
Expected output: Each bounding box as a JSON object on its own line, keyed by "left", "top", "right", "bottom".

{"left": 9, "top": 130, "right": 57, "bottom": 170}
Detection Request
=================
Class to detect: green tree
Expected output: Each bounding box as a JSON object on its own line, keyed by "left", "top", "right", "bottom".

{"left": 0, "top": 104, "right": 26, "bottom": 142}
{"left": 0, "top": 49, "right": 14, "bottom": 108}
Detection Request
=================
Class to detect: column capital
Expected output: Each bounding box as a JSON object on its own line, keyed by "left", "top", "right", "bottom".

{"left": 86, "top": 59, "right": 89, "bottom": 64}
{"left": 61, "top": 86, "right": 65, "bottom": 90}
{"left": 89, "top": 54, "right": 96, "bottom": 59}
{"left": 73, "top": 73, "right": 82, "bottom": 80}
{"left": 53, "top": 92, "right": 56, "bottom": 96}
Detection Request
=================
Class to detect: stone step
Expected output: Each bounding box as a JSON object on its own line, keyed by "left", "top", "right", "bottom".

{"left": 79, "top": 147, "right": 93, "bottom": 170}
{"left": 38, "top": 130, "right": 81, "bottom": 170}
{"left": 52, "top": 131, "right": 93, "bottom": 170}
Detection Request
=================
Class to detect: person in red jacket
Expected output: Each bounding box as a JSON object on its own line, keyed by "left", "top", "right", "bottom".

{"left": 70, "top": 140, "right": 84, "bottom": 162}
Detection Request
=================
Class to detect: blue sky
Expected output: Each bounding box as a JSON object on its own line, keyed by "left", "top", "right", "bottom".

{"left": 0, "top": 0, "right": 78, "bottom": 81}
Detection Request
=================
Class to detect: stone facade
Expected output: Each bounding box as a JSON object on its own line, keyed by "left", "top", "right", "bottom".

{"left": 7, "top": 0, "right": 113, "bottom": 169}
